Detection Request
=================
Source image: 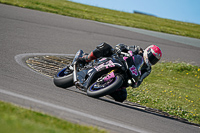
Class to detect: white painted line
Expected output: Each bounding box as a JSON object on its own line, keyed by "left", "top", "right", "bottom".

{"left": 0, "top": 89, "right": 152, "bottom": 133}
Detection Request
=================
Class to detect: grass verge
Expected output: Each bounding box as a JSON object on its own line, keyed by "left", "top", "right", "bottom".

{"left": 127, "top": 62, "right": 200, "bottom": 125}
{"left": 0, "top": 101, "right": 107, "bottom": 133}
{"left": 0, "top": 0, "right": 200, "bottom": 39}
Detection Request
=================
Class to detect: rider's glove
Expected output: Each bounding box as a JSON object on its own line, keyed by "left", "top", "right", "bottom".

{"left": 129, "top": 46, "right": 143, "bottom": 56}
{"left": 115, "top": 44, "right": 128, "bottom": 54}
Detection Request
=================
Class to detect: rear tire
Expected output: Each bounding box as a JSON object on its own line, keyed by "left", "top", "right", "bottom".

{"left": 53, "top": 68, "right": 74, "bottom": 88}
{"left": 87, "top": 74, "right": 123, "bottom": 98}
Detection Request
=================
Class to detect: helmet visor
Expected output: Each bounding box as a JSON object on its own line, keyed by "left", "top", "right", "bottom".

{"left": 148, "top": 49, "right": 159, "bottom": 65}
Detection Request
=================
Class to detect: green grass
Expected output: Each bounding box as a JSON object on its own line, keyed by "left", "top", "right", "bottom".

{"left": 127, "top": 62, "right": 200, "bottom": 125}
{"left": 0, "top": 0, "right": 200, "bottom": 39}
{"left": 0, "top": 101, "right": 107, "bottom": 133}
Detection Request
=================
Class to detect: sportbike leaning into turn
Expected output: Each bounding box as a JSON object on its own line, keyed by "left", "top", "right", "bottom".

{"left": 53, "top": 42, "right": 162, "bottom": 102}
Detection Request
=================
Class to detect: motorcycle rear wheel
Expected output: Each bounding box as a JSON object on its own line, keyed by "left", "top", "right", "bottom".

{"left": 53, "top": 67, "right": 73, "bottom": 88}
{"left": 87, "top": 74, "right": 123, "bottom": 98}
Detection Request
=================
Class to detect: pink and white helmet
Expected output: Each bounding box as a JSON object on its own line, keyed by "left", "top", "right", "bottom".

{"left": 143, "top": 45, "right": 162, "bottom": 66}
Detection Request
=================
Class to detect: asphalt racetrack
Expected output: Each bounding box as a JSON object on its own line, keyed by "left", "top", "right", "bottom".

{"left": 0, "top": 4, "right": 200, "bottom": 133}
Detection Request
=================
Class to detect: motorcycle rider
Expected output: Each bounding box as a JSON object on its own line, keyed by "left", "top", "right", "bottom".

{"left": 77, "top": 42, "right": 162, "bottom": 102}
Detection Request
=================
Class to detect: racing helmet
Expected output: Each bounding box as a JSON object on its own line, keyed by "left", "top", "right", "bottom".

{"left": 143, "top": 45, "right": 162, "bottom": 66}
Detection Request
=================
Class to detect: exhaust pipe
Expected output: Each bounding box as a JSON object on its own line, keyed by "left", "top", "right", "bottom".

{"left": 73, "top": 61, "right": 78, "bottom": 83}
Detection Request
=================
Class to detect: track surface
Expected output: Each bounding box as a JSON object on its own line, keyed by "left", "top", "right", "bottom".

{"left": 0, "top": 4, "right": 199, "bottom": 133}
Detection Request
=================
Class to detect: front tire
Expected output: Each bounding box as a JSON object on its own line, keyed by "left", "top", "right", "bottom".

{"left": 53, "top": 67, "right": 74, "bottom": 88}
{"left": 87, "top": 74, "right": 123, "bottom": 98}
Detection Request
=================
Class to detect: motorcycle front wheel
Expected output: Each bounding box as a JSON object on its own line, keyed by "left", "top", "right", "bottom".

{"left": 87, "top": 74, "right": 123, "bottom": 98}
{"left": 53, "top": 67, "right": 74, "bottom": 88}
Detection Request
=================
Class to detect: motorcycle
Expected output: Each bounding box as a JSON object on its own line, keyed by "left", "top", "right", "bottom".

{"left": 53, "top": 50, "right": 144, "bottom": 98}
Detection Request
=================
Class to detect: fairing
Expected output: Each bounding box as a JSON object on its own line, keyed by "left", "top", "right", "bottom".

{"left": 76, "top": 57, "right": 123, "bottom": 89}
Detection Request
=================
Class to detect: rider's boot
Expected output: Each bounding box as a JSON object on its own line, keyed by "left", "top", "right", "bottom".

{"left": 77, "top": 51, "right": 97, "bottom": 64}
